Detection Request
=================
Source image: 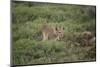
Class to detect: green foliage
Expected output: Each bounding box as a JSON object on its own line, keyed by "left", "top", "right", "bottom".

{"left": 12, "top": 1, "right": 96, "bottom": 65}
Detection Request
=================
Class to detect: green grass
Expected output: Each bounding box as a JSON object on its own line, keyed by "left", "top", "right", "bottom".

{"left": 13, "top": 40, "right": 96, "bottom": 65}
{"left": 12, "top": 1, "right": 96, "bottom": 65}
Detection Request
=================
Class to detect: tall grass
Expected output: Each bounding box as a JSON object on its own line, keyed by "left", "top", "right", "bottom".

{"left": 12, "top": 1, "right": 96, "bottom": 65}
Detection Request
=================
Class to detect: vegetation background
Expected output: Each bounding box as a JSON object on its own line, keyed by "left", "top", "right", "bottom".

{"left": 12, "top": 1, "right": 96, "bottom": 65}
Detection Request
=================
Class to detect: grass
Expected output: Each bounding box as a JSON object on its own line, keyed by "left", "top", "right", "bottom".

{"left": 12, "top": 1, "right": 96, "bottom": 65}
{"left": 13, "top": 40, "right": 96, "bottom": 65}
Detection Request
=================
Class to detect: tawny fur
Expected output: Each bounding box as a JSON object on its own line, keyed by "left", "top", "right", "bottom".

{"left": 73, "top": 31, "right": 95, "bottom": 46}
{"left": 42, "top": 24, "right": 64, "bottom": 41}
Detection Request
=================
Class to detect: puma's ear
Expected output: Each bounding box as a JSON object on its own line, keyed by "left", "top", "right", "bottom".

{"left": 62, "top": 27, "right": 64, "bottom": 30}
{"left": 60, "top": 26, "right": 64, "bottom": 30}
{"left": 55, "top": 26, "right": 58, "bottom": 31}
